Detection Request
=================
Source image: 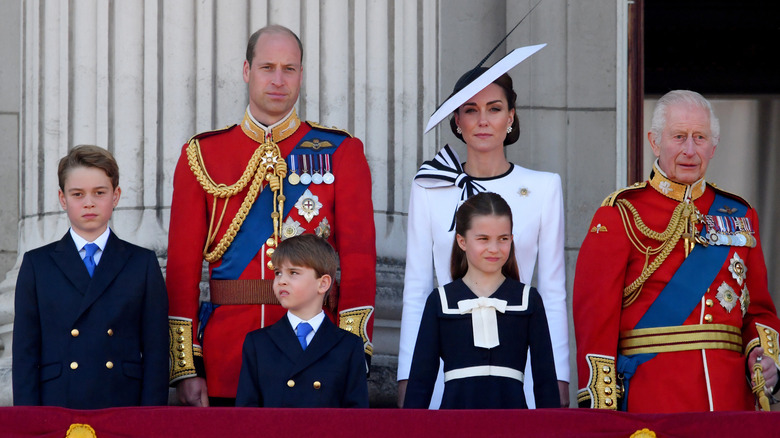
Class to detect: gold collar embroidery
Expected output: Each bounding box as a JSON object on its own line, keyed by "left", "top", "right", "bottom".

{"left": 648, "top": 161, "right": 707, "bottom": 202}
{"left": 241, "top": 108, "right": 301, "bottom": 144}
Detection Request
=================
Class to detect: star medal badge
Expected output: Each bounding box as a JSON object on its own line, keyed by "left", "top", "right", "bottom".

{"left": 311, "top": 154, "right": 323, "bottom": 185}
{"left": 323, "top": 154, "right": 334, "bottom": 184}
{"left": 716, "top": 282, "right": 738, "bottom": 313}
{"left": 300, "top": 154, "right": 312, "bottom": 185}
{"left": 288, "top": 155, "right": 300, "bottom": 185}
{"left": 281, "top": 216, "right": 305, "bottom": 240}
{"left": 295, "top": 189, "right": 322, "bottom": 222}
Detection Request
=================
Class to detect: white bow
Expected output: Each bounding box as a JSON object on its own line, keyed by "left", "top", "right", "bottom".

{"left": 458, "top": 297, "right": 508, "bottom": 349}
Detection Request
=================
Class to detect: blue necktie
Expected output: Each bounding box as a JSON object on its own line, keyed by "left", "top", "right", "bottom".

{"left": 83, "top": 243, "right": 99, "bottom": 277}
{"left": 296, "top": 322, "right": 313, "bottom": 350}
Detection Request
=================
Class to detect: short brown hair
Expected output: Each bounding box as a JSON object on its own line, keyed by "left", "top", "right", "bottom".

{"left": 58, "top": 145, "right": 119, "bottom": 191}
{"left": 272, "top": 234, "right": 338, "bottom": 295}
{"left": 246, "top": 24, "right": 304, "bottom": 66}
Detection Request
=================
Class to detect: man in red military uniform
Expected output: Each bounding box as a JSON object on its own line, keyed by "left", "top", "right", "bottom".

{"left": 574, "top": 90, "right": 780, "bottom": 412}
{"left": 167, "top": 25, "right": 376, "bottom": 406}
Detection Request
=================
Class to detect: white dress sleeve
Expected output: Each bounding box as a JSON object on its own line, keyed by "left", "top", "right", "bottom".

{"left": 535, "top": 172, "right": 570, "bottom": 382}
{"left": 397, "top": 181, "right": 436, "bottom": 380}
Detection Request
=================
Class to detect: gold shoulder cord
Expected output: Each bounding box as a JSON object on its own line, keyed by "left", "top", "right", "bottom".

{"left": 616, "top": 199, "right": 701, "bottom": 307}
{"left": 186, "top": 138, "right": 287, "bottom": 263}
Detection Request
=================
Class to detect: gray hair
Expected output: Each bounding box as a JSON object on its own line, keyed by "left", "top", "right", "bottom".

{"left": 649, "top": 90, "right": 720, "bottom": 146}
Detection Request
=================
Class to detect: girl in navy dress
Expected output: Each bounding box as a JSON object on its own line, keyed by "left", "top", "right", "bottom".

{"left": 404, "top": 192, "right": 558, "bottom": 409}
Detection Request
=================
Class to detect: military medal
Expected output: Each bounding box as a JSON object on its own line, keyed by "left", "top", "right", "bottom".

{"left": 716, "top": 282, "right": 738, "bottom": 313}
{"left": 315, "top": 217, "right": 331, "bottom": 239}
{"left": 300, "top": 154, "right": 312, "bottom": 185}
{"left": 288, "top": 155, "right": 300, "bottom": 185}
{"left": 311, "top": 154, "right": 323, "bottom": 185}
{"left": 728, "top": 253, "right": 747, "bottom": 286}
{"left": 323, "top": 154, "right": 334, "bottom": 184}
{"left": 282, "top": 216, "right": 305, "bottom": 240}
{"left": 295, "top": 189, "right": 322, "bottom": 222}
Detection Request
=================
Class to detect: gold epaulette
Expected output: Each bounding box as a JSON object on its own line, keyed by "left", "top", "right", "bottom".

{"left": 306, "top": 121, "right": 354, "bottom": 138}
{"left": 707, "top": 182, "right": 753, "bottom": 210}
{"left": 601, "top": 182, "right": 647, "bottom": 207}
{"left": 339, "top": 306, "right": 374, "bottom": 357}
{"left": 187, "top": 124, "right": 236, "bottom": 143}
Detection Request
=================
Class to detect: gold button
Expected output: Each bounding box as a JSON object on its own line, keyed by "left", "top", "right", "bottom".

{"left": 178, "top": 360, "right": 187, "bottom": 367}
{"left": 177, "top": 336, "right": 185, "bottom": 343}
{"left": 71, "top": 329, "right": 80, "bottom": 337}
{"left": 345, "top": 325, "right": 353, "bottom": 332}
{"left": 705, "top": 299, "right": 714, "bottom": 307}
{"left": 266, "top": 248, "right": 275, "bottom": 257}
{"left": 603, "top": 376, "right": 612, "bottom": 384}
{"left": 768, "top": 342, "right": 774, "bottom": 348}
{"left": 70, "top": 362, "right": 78, "bottom": 370}
{"left": 313, "top": 381, "right": 321, "bottom": 389}
{"left": 106, "top": 361, "right": 114, "bottom": 369}
{"left": 604, "top": 387, "right": 612, "bottom": 395}
{"left": 177, "top": 344, "right": 185, "bottom": 351}
{"left": 176, "top": 327, "right": 185, "bottom": 334}
{"left": 266, "top": 238, "right": 276, "bottom": 247}
{"left": 769, "top": 349, "right": 775, "bottom": 355}
{"left": 287, "top": 380, "right": 295, "bottom": 388}
{"left": 704, "top": 314, "right": 713, "bottom": 323}
{"left": 347, "top": 318, "right": 355, "bottom": 324}
{"left": 267, "top": 261, "right": 274, "bottom": 270}
{"left": 602, "top": 365, "right": 611, "bottom": 373}
{"left": 178, "top": 352, "right": 186, "bottom": 359}
{"left": 605, "top": 398, "right": 613, "bottom": 406}
{"left": 765, "top": 328, "right": 772, "bottom": 334}
{"left": 107, "top": 329, "right": 114, "bottom": 336}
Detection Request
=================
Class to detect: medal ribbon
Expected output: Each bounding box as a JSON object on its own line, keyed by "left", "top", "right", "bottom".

{"left": 211, "top": 128, "right": 347, "bottom": 279}
{"left": 616, "top": 192, "right": 746, "bottom": 409}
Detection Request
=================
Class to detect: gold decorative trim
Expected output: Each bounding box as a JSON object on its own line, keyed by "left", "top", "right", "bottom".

{"left": 186, "top": 137, "right": 287, "bottom": 262}
{"left": 648, "top": 162, "right": 706, "bottom": 202}
{"left": 620, "top": 324, "right": 742, "bottom": 355}
{"left": 241, "top": 109, "right": 301, "bottom": 144}
{"left": 630, "top": 428, "right": 657, "bottom": 438}
{"left": 584, "top": 354, "right": 620, "bottom": 410}
{"left": 339, "top": 306, "right": 374, "bottom": 356}
{"left": 66, "top": 424, "right": 97, "bottom": 438}
{"left": 306, "top": 120, "right": 353, "bottom": 138}
{"left": 169, "top": 317, "right": 197, "bottom": 383}
{"left": 755, "top": 323, "right": 780, "bottom": 365}
{"left": 600, "top": 182, "right": 646, "bottom": 207}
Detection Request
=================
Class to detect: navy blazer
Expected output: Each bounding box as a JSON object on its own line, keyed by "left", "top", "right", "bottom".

{"left": 236, "top": 315, "right": 368, "bottom": 408}
{"left": 12, "top": 231, "right": 169, "bottom": 409}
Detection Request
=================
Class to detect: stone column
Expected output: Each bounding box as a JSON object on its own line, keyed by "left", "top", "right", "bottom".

{"left": 0, "top": 0, "right": 439, "bottom": 406}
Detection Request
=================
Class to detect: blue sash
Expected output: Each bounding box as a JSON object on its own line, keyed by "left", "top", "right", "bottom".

{"left": 211, "top": 128, "right": 347, "bottom": 279}
{"left": 616, "top": 191, "right": 746, "bottom": 409}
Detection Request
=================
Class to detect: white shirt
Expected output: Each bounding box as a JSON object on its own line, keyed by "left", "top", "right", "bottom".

{"left": 286, "top": 310, "right": 326, "bottom": 346}
{"left": 70, "top": 227, "right": 111, "bottom": 266}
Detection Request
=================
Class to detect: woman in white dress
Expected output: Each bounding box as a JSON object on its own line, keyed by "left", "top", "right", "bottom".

{"left": 397, "top": 66, "right": 570, "bottom": 408}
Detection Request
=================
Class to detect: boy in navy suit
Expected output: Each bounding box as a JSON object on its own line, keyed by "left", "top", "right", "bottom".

{"left": 12, "top": 145, "right": 169, "bottom": 409}
{"left": 236, "top": 234, "right": 368, "bottom": 407}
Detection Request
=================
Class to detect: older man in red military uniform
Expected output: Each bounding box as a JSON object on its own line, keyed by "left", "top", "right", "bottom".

{"left": 574, "top": 90, "right": 780, "bottom": 412}
{"left": 167, "top": 25, "right": 376, "bottom": 406}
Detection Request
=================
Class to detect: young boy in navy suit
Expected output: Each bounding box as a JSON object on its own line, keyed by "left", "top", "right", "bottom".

{"left": 12, "top": 145, "right": 169, "bottom": 409}
{"left": 236, "top": 234, "right": 368, "bottom": 407}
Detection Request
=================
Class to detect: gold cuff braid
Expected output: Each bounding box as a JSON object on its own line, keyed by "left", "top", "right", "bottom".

{"left": 752, "top": 323, "right": 780, "bottom": 365}
{"left": 582, "top": 354, "right": 621, "bottom": 409}
{"left": 169, "top": 318, "right": 197, "bottom": 383}
{"left": 339, "top": 306, "right": 374, "bottom": 356}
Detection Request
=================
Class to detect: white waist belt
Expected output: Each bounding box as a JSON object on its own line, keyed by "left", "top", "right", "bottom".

{"left": 443, "top": 365, "right": 524, "bottom": 383}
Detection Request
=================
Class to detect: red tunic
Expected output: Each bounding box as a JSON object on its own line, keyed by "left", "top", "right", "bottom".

{"left": 167, "top": 111, "right": 376, "bottom": 398}
{"left": 574, "top": 166, "right": 780, "bottom": 412}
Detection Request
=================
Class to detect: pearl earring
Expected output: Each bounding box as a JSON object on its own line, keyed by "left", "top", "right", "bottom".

{"left": 456, "top": 126, "right": 462, "bottom": 134}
